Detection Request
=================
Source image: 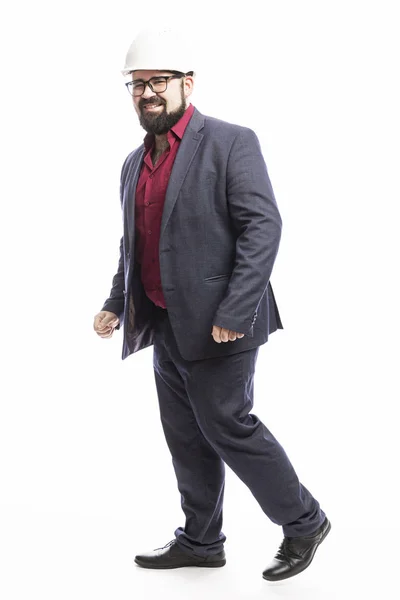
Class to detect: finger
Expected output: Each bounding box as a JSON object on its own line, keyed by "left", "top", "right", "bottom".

{"left": 100, "top": 320, "right": 115, "bottom": 328}
{"left": 228, "top": 331, "right": 237, "bottom": 341}
{"left": 93, "top": 316, "right": 102, "bottom": 330}
{"left": 98, "top": 319, "right": 117, "bottom": 331}
{"left": 97, "top": 329, "right": 113, "bottom": 338}
{"left": 96, "top": 324, "right": 112, "bottom": 333}
{"left": 220, "top": 328, "right": 230, "bottom": 342}
{"left": 96, "top": 326, "right": 110, "bottom": 334}
{"left": 211, "top": 325, "right": 221, "bottom": 343}
{"left": 95, "top": 318, "right": 108, "bottom": 330}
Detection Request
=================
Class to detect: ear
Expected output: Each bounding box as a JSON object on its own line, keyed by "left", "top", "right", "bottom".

{"left": 183, "top": 75, "right": 194, "bottom": 98}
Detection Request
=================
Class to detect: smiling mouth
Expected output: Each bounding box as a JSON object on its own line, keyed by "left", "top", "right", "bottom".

{"left": 143, "top": 103, "right": 163, "bottom": 111}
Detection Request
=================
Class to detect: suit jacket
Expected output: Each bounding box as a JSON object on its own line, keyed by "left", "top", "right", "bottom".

{"left": 101, "top": 107, "right": 283, "bottom": 361}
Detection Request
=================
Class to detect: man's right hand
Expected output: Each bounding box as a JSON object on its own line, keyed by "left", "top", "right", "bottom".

{"left": 93, "top": 311, "right": 120, "bottom": 338}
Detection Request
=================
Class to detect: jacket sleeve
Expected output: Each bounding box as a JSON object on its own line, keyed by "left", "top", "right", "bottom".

{"left": 99, "top": 148, "right": 140, "bottom": 330}
{"left": 100, "top": 235, "right": 125, "bottom": 330}
{"left": 212, "top": 127, "right": 282, "bottom": 335}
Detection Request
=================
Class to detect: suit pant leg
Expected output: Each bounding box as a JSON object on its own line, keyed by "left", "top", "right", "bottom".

{"left": 178, "top": 342, "right": 327, "bottom": 538}
{"left": 152, "top": 307, "right": 226, "bottom": 557}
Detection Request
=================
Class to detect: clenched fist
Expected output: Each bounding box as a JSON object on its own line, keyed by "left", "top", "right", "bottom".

{"left": 93, "top": 311, "right": 120, "bottom": 339}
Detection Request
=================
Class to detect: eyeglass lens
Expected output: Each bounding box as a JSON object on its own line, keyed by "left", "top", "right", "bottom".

{"left": 130, "top": 78, "right": 168, "bottom": 96}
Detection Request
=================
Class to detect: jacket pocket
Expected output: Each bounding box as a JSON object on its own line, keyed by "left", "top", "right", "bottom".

{"left": 204, "top": 274, "right": 230, "bottom": 282}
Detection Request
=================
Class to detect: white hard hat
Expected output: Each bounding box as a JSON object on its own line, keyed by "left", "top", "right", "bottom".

{"left": 121, "top": 27, "right": 195, "bottom": 76}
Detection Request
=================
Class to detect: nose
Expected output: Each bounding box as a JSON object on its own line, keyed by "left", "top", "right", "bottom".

{"left": 141, "top": 83, "right": 157, "bottom": 100}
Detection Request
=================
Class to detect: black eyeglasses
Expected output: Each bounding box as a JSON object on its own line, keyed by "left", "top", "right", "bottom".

{"left": 125, "top": 73, "right": 185, "bottom": 97}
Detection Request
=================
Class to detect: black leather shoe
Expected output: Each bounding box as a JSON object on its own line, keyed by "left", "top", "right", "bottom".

{"left": 263, "top": 516, "right": 331, "bottom": 581}
{"left": 134, "top": 540, "right": 226, "bottom": 569}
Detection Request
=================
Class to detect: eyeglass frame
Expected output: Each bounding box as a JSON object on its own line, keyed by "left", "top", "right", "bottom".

{"left": 125, "top": 71, "right": 188, "bottom": 97}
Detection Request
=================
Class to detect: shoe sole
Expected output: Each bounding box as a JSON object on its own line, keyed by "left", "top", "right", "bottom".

{"left": 263, "top": 518, "right": 332, "bottom": 582}
{"left": 134, "top": 558, "right": 226, "bottom": 569}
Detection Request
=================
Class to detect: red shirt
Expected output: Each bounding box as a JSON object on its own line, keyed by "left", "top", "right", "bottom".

{"left": 134, "top": 103, "right": 195, "bottom": 308}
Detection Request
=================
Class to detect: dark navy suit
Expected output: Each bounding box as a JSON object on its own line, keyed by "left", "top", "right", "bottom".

{"left": 101, "top": 107, "right": 326, "bottom": 556}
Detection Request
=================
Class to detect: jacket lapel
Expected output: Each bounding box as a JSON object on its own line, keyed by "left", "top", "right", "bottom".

{"left": 160, "top": 108, "right": 205, "bottom": 238}
{"left": 124, "top": 148, "right": 145, "bottom": 253}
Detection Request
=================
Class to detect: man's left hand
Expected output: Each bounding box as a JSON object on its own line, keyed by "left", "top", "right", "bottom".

{"left": 211, "top": 325, "right": 245, "bottom": 343}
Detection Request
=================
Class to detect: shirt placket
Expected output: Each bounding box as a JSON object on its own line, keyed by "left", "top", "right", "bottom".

{"left": 143, "top": 149, "right": 168, "bottom": 295}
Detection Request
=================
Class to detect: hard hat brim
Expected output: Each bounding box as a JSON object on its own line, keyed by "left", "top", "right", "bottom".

{"left": 121, "top": 67, "right": 194, "bottom": 77}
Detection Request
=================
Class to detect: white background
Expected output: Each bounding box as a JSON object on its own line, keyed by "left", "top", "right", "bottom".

{"left": 1, "top": 1, "right": 399, "bottom": 598}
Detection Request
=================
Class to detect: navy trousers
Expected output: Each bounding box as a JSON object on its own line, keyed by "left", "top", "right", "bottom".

{"left": 152, "top": 305, "right": 326, "bottom": 558}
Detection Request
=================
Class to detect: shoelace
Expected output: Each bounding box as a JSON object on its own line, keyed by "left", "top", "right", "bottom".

{"left": 275, "top": 538, "right": 302, "bottom": 562}
{"left": 154, "top": 539, "right": 175, "bottom": 551}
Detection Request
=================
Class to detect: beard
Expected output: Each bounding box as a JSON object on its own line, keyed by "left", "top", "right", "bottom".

{"left": 138, "top": 83, "right": 187, "bottom": 135}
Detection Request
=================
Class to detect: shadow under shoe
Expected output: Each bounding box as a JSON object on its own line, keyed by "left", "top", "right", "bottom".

{"left": 134, "top": 539, "right": 226, "bottom": 569}
{"left": 263, "top": 516, "right": 332, "bottom": 582}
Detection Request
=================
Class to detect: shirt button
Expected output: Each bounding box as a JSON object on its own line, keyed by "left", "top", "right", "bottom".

{"left": 148, "top": 230, "right": 152, "bottom": 234}
{"left": 145, "top": 201, "right": 150, "bottom": 206}
{"left": 149, "top": 174, "right": 154, "bottom": 179}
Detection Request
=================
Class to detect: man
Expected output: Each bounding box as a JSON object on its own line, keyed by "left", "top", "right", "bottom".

{"left": 93, "top": 28, "right": 331, "bottom": 581}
